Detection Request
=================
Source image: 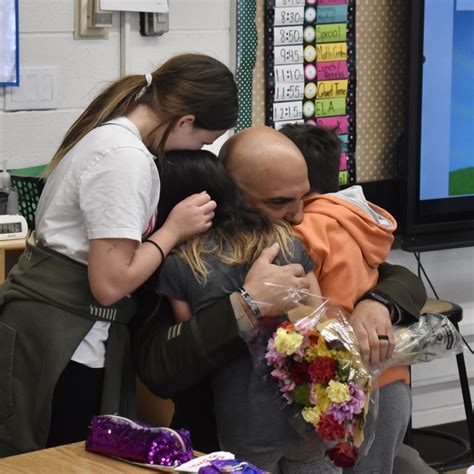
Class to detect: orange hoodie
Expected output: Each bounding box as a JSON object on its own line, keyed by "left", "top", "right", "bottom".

{"left": 293, "top": 187, "right": 409, "bottom": 387}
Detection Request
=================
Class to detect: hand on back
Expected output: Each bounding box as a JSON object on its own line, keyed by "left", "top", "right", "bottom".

{"left": 161, "top": 191, "right": 216, "bottom": 246}
{"left": 243, "top": 243, "right": 310, "bottom": 317}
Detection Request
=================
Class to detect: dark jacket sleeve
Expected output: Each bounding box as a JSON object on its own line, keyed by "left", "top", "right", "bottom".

{"left": 375, "top": 262, "right": 427, "bottom": 322}
{"left": 131, "top": 288, "right": 247, "bottom": 399}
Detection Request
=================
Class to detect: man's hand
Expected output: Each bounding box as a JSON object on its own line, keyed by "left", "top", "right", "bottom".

{"left": 350, "top": 299, "right": 395, "bottom": 367}
{"left": 243, "top": 243, "right": 310, "bottom": 317}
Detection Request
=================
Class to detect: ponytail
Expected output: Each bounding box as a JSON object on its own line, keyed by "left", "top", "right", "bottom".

{"left": 45, "top": 53, "right": 238, "bottom": 177}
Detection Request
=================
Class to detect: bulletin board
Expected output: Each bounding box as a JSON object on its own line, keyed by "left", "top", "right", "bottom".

{"left": 246, "top": 0, "right": 409, "bottom": 183}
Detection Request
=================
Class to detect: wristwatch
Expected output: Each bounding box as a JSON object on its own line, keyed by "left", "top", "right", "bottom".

{"left": 359, "top": 290, "right": 401, "bottom": 324}
{"left": 238, "top": 287, "right": 263, "bottom": 320}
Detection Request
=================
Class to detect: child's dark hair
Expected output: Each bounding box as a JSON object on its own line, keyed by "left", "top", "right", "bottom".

{"left": 158, "top": 150, "right": 294, "bottom": 281}
{"left": 280, "top": 123, "right": 342, "bottom": 194}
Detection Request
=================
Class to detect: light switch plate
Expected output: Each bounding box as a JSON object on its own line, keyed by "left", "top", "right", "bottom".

{"left": 5, "top": 67, "right": 58, "bottom": 111}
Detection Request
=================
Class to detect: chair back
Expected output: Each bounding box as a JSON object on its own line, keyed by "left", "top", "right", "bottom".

{"left": 10, "top": 175, "right": 45, "bottom": 230}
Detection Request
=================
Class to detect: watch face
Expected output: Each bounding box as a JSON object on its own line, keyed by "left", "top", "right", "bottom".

{"left": 362, "top": 291, "right": 394, "bottom": 313}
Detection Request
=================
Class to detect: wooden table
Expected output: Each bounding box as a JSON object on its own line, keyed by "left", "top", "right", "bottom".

{"left": 0, "top": 442, "right": 171, "bottom": 473}
{"left": 0, "top": 238, "right": 26, "bottom": 283}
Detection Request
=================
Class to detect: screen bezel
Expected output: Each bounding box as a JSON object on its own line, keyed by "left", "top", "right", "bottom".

{"left": 403, "top": 0, "right": 474, "bottom": 244}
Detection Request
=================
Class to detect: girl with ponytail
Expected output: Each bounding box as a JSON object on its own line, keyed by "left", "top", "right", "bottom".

{"left": 0, "top": 53, "right": 238, "bottom": 456}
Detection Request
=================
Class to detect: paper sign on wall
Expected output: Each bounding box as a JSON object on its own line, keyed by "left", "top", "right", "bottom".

{"left": 101, "top": 0, "right": 168, "bottom": 13}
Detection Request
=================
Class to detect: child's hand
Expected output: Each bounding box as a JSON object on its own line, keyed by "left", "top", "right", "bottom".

{"left": 162, "top": 191, "right": 216, "bottom": 245}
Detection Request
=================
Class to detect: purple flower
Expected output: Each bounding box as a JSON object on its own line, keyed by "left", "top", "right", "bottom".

{"left": 309, "top": 383, "right": 318, "bottom": 405}
{"left": 328, "top": 382, "right": 365, "bottom": 423}
{"left": 265, "top": 337, "right": 286, "bottom": 369}
{"left": 271, "top": 368, "right": 295, "bottom": 403}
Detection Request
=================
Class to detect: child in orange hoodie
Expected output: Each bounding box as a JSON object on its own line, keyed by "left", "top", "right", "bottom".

{"left": 280, "top": 123, "right": 417, "bottom": 474}
{"left": 280, "top": 123, "right": 408, "bottom": 387}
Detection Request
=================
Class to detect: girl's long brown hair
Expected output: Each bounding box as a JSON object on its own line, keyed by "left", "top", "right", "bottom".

{"left": 44, "top": 53, "right": 238, "bottom": 176}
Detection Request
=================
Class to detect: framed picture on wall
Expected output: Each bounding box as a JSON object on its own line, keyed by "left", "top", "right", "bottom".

{"left": 0, "top": 0, "right": 19, "bottom": 86}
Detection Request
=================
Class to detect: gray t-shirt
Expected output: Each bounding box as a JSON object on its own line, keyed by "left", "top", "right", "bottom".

{"left": 156, "top": 237, "right": 315, "bottom": 454}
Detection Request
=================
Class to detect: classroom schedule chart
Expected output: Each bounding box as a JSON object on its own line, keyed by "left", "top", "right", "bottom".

{"left": 265, "top": 0, "right": 356, "bottom": 185}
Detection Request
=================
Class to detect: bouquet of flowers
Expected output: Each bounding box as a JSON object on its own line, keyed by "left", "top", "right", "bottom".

{"left": 252, "top": 287, "right": 464, "bottom": 469}
{"left": 262, "top": 294, "right": 373, "bottom": 468}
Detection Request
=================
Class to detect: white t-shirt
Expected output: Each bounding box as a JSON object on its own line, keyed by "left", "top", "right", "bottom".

{"left": 36, "top": 117, "right": 160, "bottom": 368}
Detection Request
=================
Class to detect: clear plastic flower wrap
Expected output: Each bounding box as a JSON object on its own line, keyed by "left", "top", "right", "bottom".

{"left": 376, "top": 311, "right": 464, "bottom": 371}
{"left": 245, "top": 285, "right": 465, "bottom": 469}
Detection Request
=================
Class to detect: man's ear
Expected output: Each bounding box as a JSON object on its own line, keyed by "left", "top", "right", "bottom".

{"left": 176, "top": 115, "right": 195, "bottom": 128}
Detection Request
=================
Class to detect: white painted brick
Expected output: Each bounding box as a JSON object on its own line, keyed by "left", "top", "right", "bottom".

{"left": 20, "top": 0, "right": 228, "bottom": 33}
{"left": 124, "top": 29, "right": 231, "bottom": 74}
{"left": 389, "top": 246, "right": 474, "bottom": 428}
{"left": 20, "top": 0, "right": 74, "bottom": 33}
{"left": 20, "top": 33, "right": 121, "bottom": 109}
{"left": 169, "top": 0, "right": 231, "bottom": 30}
{"left": 0, "top": 109, "right": 81, "bottom": 169}
{"left": 3, "top": 1, "right": 234, "bottom": 172}
{"left": 411, "top": 349, "right": 474, "bottom": 387}
{"left": 20, "top": 0, "right": 120, "bottom": 33}
{"left": 412, "top": 380, "right": 474, "bottom": 427}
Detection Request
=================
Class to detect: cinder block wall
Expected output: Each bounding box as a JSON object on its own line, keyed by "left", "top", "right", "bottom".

{"left": 0, "top": 0, "right": 231, "bottom": 170}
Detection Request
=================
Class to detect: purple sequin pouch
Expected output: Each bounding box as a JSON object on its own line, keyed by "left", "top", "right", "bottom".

{"left": 86, "top": 415, "right": 193, "bottom": 468}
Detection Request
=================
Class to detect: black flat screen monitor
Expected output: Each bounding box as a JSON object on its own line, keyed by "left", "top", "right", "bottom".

{"left": 402, "top": 0, "right": 474, "bottom": 251}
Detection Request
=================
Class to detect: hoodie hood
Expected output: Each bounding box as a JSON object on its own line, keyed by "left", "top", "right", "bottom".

{"left": 300, "top": 186, "right": 396, "bottom": 267}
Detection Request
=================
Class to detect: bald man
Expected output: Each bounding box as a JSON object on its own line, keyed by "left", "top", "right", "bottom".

{"left": 220, "top": 126, "right": 428, "bottom": 474}
{"left": 221, "top": 126, "right": 309, "bottom": 225}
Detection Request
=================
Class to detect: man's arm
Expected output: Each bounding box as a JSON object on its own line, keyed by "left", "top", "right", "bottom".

{"left": 132, "top": 243, "right": 310, "bottom": 398}
{"left": 374, "top": 262, "right": 427, "bottom": 321}
{"left": 133, "top": 295, "right": 247, "bottom": 398}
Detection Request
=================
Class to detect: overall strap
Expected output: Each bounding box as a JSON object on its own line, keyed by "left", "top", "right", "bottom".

{"left": 4, "top": 234, "right": 136, "bottom": 325}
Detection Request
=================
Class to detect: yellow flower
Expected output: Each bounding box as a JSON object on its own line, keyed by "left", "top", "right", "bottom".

{"left": 274, "top": 328, "right": 304, "bottom": 356}
{"left": 304, "top": 335, "right": 351, "bottom": 363}
{"left": 303, "top": 345, "right": 319, "bottom": 362}
{"left": 313, "top": 384, "right": 331, "bottom": 412}
{"left": 326, "top": 380, "right": 351, "bottom": 404}
{"left": 302, "top": 406, "right": 321, "bottom": 426}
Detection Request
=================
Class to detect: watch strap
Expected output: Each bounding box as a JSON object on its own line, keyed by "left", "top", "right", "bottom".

{"left": 238, "top": 287, "right": 263, "bottom": 320}
{"left": 359, "top": 290, "right": 401, "bottom": 324}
